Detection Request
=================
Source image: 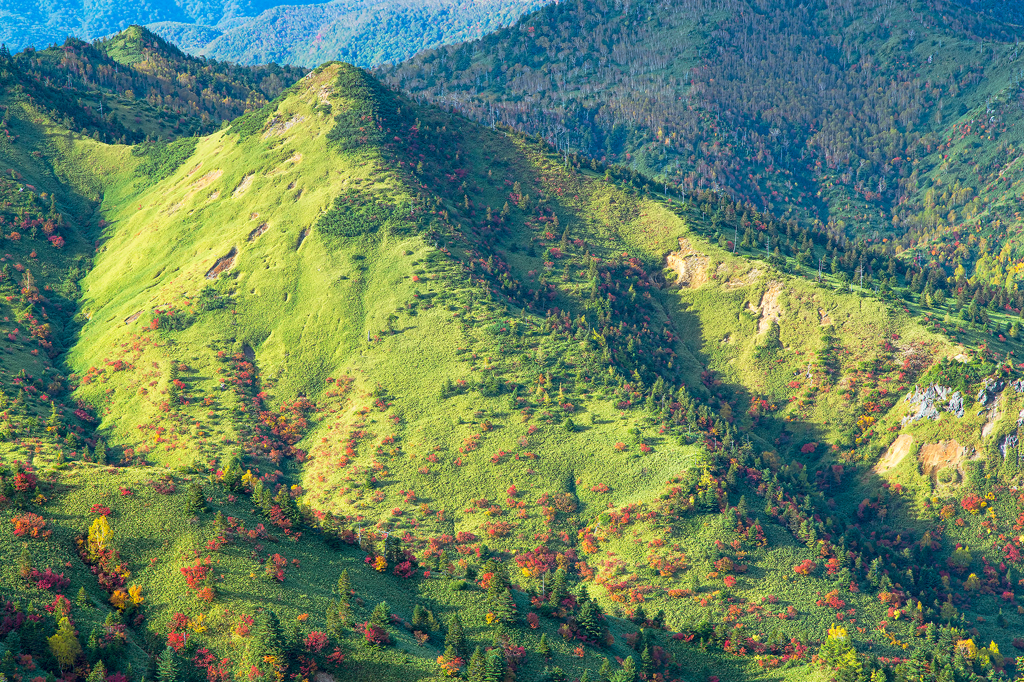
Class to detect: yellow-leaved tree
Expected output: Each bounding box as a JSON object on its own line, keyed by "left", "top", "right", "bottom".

{"left": 48, "top": 616, "right": 82, "bottom": 669}
{"left": 87, "top": 515, "right": 112, "bottom": 559}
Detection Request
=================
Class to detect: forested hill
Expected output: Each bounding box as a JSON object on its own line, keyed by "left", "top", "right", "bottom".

{"left": 381, "top": 0, "right": 1024, "bottom": 288}
{"left": 1, "top": 0, "right": 549, "bottom": 69}
{"left": 3, "top": 26, "right": 306, "bottom": 142}
{"left": 149, "top": 0, "right": 552, "bottom": 68}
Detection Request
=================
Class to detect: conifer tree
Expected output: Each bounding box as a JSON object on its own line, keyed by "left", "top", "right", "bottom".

{"left": 548, "top": 566, "right": 568, "bottom": 607}
{"left": 538, "top": 632, "right": 551, "bottom": 659}
{"left": 467, "top": 645, "right": 486, "bottom": 682}
{"left": 611, "top": 655, "right": 637, "bottom": 682}
{"left": 445, "top": 613, "right": 465, "bottom": 656}
{"left": 332, "top": 568, "right": 352, "bottom": 628}
{"left": 578, "top": 598, "right": 603, "bottom": 643}
{"left": 483, "top": 648, "right": 504, "bottom": 682}
{"left": 156, "top": 645, "right": 178, "bottom": 682}
{"left": 185, "top": 481, "right": 206, "bottom": 514}
{"left": 86, "top": 660, "right": 107, "bottom": 682}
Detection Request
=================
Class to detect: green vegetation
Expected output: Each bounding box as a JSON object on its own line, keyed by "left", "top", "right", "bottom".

{"left": 4, "top": 20, "right": 1024, "bottom": 682}
{"left": 382, "top": 0, "right": 1024, "bottom": 299}
{"left": 2, "top": 0, "right": 549, "bottom": 68}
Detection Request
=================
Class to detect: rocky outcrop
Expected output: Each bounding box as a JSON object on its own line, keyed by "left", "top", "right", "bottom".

{"left": 903, "top": 384, "right": 952, "bottom": 424}
{"left": 945, "top": 391, "right": 964, "bottom": 418}
{"left": 977, "top": 378, "right": 1005, "bottom": 406}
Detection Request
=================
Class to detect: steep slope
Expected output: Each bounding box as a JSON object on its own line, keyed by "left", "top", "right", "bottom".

{"left": 3, "top": 56, "right": 1024, "bottom": 682}
{"left": 65, "top": 61, "right": 1024, "bottom": 681}
{"left": 381, "top": 0, "right": 1024, "bottom": 287}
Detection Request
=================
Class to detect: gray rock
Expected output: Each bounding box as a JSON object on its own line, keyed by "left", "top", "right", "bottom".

{"left": 945, "top": 392, "right": 964, "bottom": 418}
{"left": 902, "top": 383, "right": 953, "bottom": 425}
{"left": 1002, "top": 432, "right": 1019, "bottom": 457}
{"left": 977, "top": 378, "right": 1005, "bottom": 406}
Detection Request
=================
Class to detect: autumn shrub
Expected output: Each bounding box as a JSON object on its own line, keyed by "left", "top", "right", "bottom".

{"left": 11, "top": 513, "right": 50, "bottom": 539}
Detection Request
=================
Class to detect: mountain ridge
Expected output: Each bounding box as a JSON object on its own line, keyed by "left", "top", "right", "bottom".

{"left": 1, "top": 19, "right": 1024, "bottom": 682}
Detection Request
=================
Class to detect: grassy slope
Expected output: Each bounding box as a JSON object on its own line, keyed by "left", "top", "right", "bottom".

{"left": 57, "top": 61, "right": 992, "bottom": 679}
{"left": 2, "top": 59, "right": 1022, "bottom": 682}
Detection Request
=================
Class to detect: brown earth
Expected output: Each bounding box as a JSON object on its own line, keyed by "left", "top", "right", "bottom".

{"left": 753, "top": 281, "right": 785, "bottom": 334}
{"left": 206, "top": 247, "right": 237, "bottom": 279}
{"left": 248, "top": 223, "right": 269, "bottom": 241}
{"left": 666, "top": 238, "right": 709, "bottom": 288}
{"left": 919, "top": 440, "right": 968, "bottom": 477}
{"left": 875, "top": 433, "right": 913, "bottom": 474}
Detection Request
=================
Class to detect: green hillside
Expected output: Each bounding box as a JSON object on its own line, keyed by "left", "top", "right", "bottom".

{"left": 2, "top": 34, "right": 1024, "bottom": 682}
{"left": 381, "top": 0, "right": 1024, "bottom": 293}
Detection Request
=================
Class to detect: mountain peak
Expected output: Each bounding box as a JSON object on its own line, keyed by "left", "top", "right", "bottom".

{"left": 100, "top": 24, "right": 185, "bottom": 65}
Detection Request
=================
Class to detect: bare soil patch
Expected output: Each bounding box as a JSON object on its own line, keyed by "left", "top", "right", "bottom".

{"left": 666, "top": 238, "right": 709, "bottom": 288}
{"left": 232, "top": 173, "right": 255, "bottom": 198}
{"left": 875, "top": 434, "right": 913, "bottom": 474}
{"left": 248, "top": 223, "right": 269, "bottom": 241}
{"left": 206, "top": 247, "right": 237, "bottom": 279}
{"left": 919, "top": 440, "right": 967, "bottom": 477}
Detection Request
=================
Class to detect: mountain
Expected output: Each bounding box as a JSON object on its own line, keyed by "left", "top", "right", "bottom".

{"left": 5, "top": 26, "right": 306, "bottom": 143}
{"left": 381, "top": 0, "right": 1024, "bottom": 290}
{"left": 1, "top": 0, "right": 550, "bottom": 68}
{"left": 2, "top": 25, "right": 1024, "bottom": 682}
{"left": 148, "top": 0, "right": 553, "bottom": 68}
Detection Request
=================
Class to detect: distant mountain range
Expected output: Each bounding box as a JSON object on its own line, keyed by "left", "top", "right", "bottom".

{"left": 0, "top": 0, "right": 550, "bottom": 67}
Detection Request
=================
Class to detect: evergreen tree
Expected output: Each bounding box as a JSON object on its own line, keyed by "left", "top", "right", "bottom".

{"left": 185, "top": 481, "right": 206, "bottom": 514}
{"left": 640, "top": 646, "right": 653, "bottom": 676}
{"left": 86, "top": 660, "right": 107, "bottom": 682}
{"left": 578, "top": 598, "right": 603, "bottom": 643}
{"left": 483, "top": 648, "right": 504, "bottom": 682}
{"left": 445, "top": 614, "right": 465, "bottom": 656}
{"left": 538, "top": 632, "right": 551, "bottom": 659}
{"left": 156, "top": 646, "right": 178, "bottom": 682}
{"left": 369, "top": 601, "right": 390, "bottom": 630}
{"left": 241, "top": 609, "right": 285, "bottom": 679}
{"left": 336, "top": 569, "right": 352, "bottom": 625}
{"left": 548, "top": 567, "right": 568, "bottom": 607}
{"left": 93, "top": 437, "right": 107, "bottom": 465}
{"left": 610, "top": 655, "right": 637, "bottom": 682}
{"left": 412, "top": 604, "right": 427, "bottom": 629}
{"left": 467, "top": 646, "right": 486, "bottom": 682}
{"left": 273, "top": 484, "right": 301, "bottom": 522}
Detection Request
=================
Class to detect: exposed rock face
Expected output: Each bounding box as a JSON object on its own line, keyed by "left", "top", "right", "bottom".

{"left": 903, "top": 384, "right": 952, "bottom": 424}
{"left": 1001, "top": 432, "right": 1018, "bottom": 457}
{"left": 945, "top": 391, "right": 964, "bottom": 418}
{"left": 977, "top": 378, "right": 1005, "bottom": 406}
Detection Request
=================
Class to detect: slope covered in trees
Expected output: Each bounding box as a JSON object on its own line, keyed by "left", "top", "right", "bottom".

{"left": 3, "top": 26, "right": 305, "bottom": 143}
{"left": 2, "top": 0, "right": 550, "bottom": 69}
{"left": 149, "top": 0, "right": 552, "bottom": 68}
{"left": 381, "top": 0, "right": 1024, "bottom": 293}
{"left": 3, "top": 29, "right": 1024, "bottom": 682}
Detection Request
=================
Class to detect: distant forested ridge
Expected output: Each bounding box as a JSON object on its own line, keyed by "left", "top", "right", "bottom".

{"left": 1, "top": 0, "right": 550, "bottom": 68}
